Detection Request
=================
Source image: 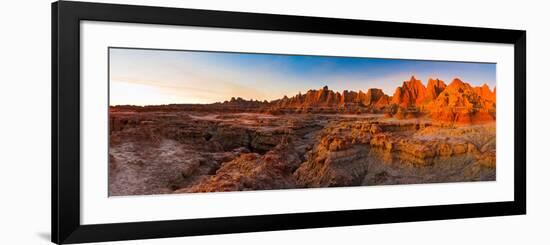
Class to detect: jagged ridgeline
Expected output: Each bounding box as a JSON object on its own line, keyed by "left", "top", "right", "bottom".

{"left": 268, "top": 76, "right": 495, "bottom": 124}
{"left": 111, "top": 76, "right": 496, "bottom": 124}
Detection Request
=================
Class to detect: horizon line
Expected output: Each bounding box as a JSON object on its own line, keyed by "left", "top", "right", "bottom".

{"left": 109, "top": 75, "right": 495, "bottom": 106}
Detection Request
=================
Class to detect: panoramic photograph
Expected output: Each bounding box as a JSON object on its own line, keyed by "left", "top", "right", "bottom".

{"left": 108, "top": 47, "right": 497, "bottom": 197}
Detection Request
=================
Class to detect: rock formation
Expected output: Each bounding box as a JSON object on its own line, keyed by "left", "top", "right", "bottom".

{"left": 109, "top": 103, "right": 496, "bottom": 196}
{"left": 109, "top": 76, "right": 496, "bottom": 125}
{"left": 391, "top": 76, "right": 429, "bottom": 107}
{"left": 178, "top": 138, "right": 303, "bottom": 193}
{"left": 427, "top": 79, "right": 496, "bottom": 124}
{"left": 269, "top": 85, "right": 391, "bottom": 114}
{"left": 425, "top": 78, "right": 447, "bottom": 103}
{"left": 294, "top": 120, "right": 496, "bottom": 187}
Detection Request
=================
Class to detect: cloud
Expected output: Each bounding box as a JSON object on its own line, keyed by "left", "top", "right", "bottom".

{"left": 109, "top": 48, "right": 496, "bottom": 105}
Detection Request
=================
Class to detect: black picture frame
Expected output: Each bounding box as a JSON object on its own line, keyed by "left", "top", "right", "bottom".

{"left": 52, "top": 1, "right": 526, "bottom": 244}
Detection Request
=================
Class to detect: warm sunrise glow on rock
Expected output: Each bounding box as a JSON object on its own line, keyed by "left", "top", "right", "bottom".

{"left": 108, "top": 47, "right": 497, "bottom": 196}
{"left": 109, "top": 48, "right": 496, "bottom": 106}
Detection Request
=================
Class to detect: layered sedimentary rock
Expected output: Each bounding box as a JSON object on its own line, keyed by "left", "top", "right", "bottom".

{"left": 177, "top": 138, "right": 303, "bottom": 193}
{"left": 391, "top": 76, "right": 429, "bottom": 107}
{"left": 474, "top": 83, "right": 497, "bottom": 103}
{"left": 269, "top": 86, "right": 390, "bottom": 114}
{"left": 109, "top": 107, "right": 496, "bottom": 196}
{"left": 108, "top": 75, "right": 498, "bottom": 196}
{"left": 426, "top": 78, "right": 447, "bottom": 103}
{"left": 386, "top": 77, "right": 496, "bottom": 124}
{"left": 294, "top": 120, "right": 496, "bottom": 187}
{"left": 427, "top": 79, "right": 496, "bottom": 124}
{"left": 108, "top": 111, "right": 328, "bottom": 195}
{"left": 109, "top": 97, "right": 269, "bottom": 114}
{"left": 109, "top": 76, "right": 496, "bottom": 124}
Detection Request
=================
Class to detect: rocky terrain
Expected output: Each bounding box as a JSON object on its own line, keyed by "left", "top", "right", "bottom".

{"left": 113, "top": 76, "right": 496, "bottom": 124}
{"left": 109, "top": 76, "right": 496, "bottom": 196}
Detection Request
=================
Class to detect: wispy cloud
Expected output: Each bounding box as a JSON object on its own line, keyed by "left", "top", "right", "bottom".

{"left": 109, "top": 48, "right": 496, "bottom": 105}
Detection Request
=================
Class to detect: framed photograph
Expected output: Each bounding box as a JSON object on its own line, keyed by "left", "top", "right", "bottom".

{"left": 52, "top": 1, "right": 526, "bottom": 244}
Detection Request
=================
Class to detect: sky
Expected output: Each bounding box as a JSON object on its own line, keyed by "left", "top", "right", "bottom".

{"left": 109, "top": 48, "right": 496, "bottom": 106}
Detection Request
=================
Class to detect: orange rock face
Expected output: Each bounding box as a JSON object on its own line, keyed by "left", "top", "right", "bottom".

{"left": 474, "top": 83, "right": 497, "bottom": 104}
{"left": 108, "top": 83, "right": 497, "bottom": 195}
{"left": 425, "top": 78, "right": 447, "bottom": 103}
{"left": 381, "top": 77, "right": 495, "bottom": 124}
{"left": 427, "top": 79, "right": 496, "bottom": 124}
{"left": 391, "top": 76, "right": 429, "bottom": 107}
{"left": 364, "top": 88, "right": 388, "bottom": 106}
{"left": 111, "top": 76, "right": 496, "bottom": 125}
{"left": 269, "top": 85, "right": 391, "bottom": 114}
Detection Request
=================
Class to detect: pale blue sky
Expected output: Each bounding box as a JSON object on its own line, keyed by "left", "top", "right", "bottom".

{"left": 109, "top": 48, "right": 496, "bottom": 105}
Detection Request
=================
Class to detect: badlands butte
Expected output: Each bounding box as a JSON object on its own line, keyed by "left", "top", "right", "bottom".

{"left": 109, "top": 76, "right": 497, "bottom": 196}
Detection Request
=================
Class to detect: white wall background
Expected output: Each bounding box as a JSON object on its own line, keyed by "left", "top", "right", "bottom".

{"left": 0, "top": 0, "right": 547, "bottom": 244}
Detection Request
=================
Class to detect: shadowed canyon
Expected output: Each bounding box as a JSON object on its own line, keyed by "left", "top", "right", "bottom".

{"left": 109, "top": 76, "right": 496, "bottom": 196}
